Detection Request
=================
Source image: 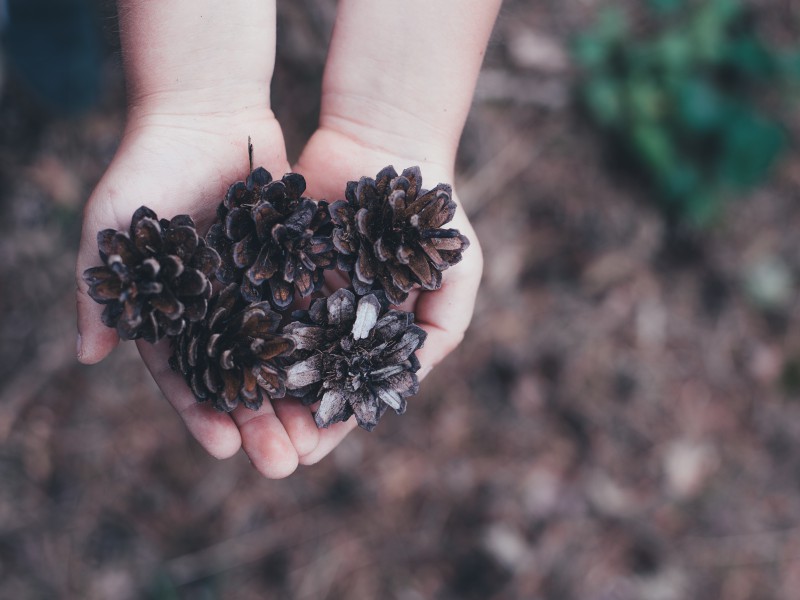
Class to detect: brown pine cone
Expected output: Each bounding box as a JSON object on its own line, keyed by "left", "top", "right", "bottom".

{"left": 82, "top": 206, "right": 220, "bottom": 343}
{"left": 283, "top": 288, "right": 426, "bottom": 431}
{"left": 329, "top": 166, "right": 470, "bottom": 305}
{"left": 206, "top": 167, "right": 336, "bottom": 309}
{"left": 169, "top": 283, "right": 295, "bottom": 412}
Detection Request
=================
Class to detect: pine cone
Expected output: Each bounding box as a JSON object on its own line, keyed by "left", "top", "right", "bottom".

{"left": 329, "top": 166, "right": 470, "bottom": 305}
{"left": 206, "top": 167, "right": 336, "bottom": 309}
{"left": 283, "top": 288, "right": 426, "bottom": 431}
{"left": 169, "top": 283, "right": 295, "bottom": 412}
{"left": 82, "top": 206, "right": 220, "bottom": 343}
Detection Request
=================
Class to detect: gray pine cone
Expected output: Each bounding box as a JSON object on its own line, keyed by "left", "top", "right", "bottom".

{"left": 283, "top": 288, "right": 426, "bottom": 431}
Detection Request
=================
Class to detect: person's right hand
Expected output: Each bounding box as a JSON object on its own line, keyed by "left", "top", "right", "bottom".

{"left": 75, "top": 109, "right": 328, "bottom": 478}
{"left": 75, "top": 0, "right": 336, "bottom": 479}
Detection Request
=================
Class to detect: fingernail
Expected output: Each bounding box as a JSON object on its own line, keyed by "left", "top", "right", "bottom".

{"left": 76, "top": 333, "right": 83, "bottom": 359}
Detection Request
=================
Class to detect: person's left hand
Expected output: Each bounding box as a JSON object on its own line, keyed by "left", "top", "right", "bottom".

{"left": 289, "top": 127, "right": 484, "bottom": 465}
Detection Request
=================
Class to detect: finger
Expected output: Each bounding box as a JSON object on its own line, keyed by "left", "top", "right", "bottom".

{"left": 231, "top": 399, "right": 299, "bottom": 479}
{"left": 412, "top": 275, "right": 477, "bottom": 377}
{"left": 271, "top": 397, "right": 320, "bottom": 457}
{"left": 397, "top": 287, "right": 460, "bottom": 380}
{"left": 409, "top": 216, "right": 483, "bottom": 377}
{"left": 137, "top": 340, "right": 243, "bottom": 459}
{"left": 76, "top": 276, "right": 119, "bottom": 364}
{"left": 76, "top": 201, "right": 121, "bottom": 364}
{"left": 298, "top": 418, "right": 358, "bottom": 466}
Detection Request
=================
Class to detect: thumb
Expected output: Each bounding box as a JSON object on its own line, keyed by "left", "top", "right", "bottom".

{"left": 76, "top": 198, "right": 120, "bottom": 364}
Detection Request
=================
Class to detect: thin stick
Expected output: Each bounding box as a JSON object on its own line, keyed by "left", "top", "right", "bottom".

{"left": 165, "top": 506, "right": 340, "bottom": 586}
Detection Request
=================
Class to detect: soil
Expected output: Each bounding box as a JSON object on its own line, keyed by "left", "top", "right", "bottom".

{"left": 3, "top": 1, "right": 800, "bottom": 598}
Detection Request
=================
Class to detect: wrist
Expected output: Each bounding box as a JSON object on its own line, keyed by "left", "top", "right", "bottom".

{"left": 295, "top": 126, "right": 458, "bottom": 208}
{"left": 126, "top": 85, "right": 272, "bottom": 123}
{"left": 117, "top": 110, "right": 289, "bottom": 189}
{"left": 312, "top": 115, "right": 458, "bottom": 180}
{"left": 125, "top": 97, "right": 276, "bottom": 134}
{"left": 119, "top": 0, "right": 276, "bottom": 119}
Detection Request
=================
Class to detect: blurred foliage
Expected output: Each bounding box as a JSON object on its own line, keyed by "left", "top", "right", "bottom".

{"left": 573, "top": 0, "right": 799, "bottom": 225}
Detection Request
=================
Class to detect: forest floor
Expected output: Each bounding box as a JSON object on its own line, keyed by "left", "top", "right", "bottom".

{"left": 3, "top": 1, "right": 800, "bottom": 598}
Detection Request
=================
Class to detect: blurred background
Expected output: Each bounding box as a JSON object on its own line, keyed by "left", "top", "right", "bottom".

{"left": 3, "top": 0, "right": 800, "bottom": 598}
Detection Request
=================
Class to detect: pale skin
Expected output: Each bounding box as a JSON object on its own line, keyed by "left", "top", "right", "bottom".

{"left": 76, "top": 0, "right": 501, "bottom": 478}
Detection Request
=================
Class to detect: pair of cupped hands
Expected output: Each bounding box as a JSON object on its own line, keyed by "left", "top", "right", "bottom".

{"left": 75, "top": 100, "right": 483, "bottom": 478}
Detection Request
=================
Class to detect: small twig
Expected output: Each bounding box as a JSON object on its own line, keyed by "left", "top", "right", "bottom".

{"left": 457, "top": 124, "right": 563, "bottom": 219}
{"left": 681, "top": 526, "right": 800, "bottom": 569}
{"left": 294, "top": 543, "right": 344, "bottom": 600}
{"left": 474, "top": 70, "right": 569, "bottom": 109}
{"left": 165, "top": 506, "right": 340, "bottom": 586}
{"left": 0, "top": 295, "right": 77, "bottom": 442}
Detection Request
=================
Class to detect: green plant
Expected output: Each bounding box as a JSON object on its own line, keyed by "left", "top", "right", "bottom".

{"left": 574, "top": 0, "right": 798, "bottom": 225}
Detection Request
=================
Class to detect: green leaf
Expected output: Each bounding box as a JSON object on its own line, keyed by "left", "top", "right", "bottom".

{"left": 627, "top": 44, "right": 656, "bottom": 76}
{"left": 690, "top": 0, "right": 742, "bottom": 65}
{"left": 653, "top": 32, "right": 695, "bottom": 74}
{"left": 778, "top": 50, "right": 800, "bottom": 81}
{"left": 595, "top": 8, "right": 628, "bottom": 43}
{"left": 573, "top": 35, "right": 611, "bottom": 70}
{"left": 582, "top": 78, "right": 623, "bottom": 127}
{"left": 683, "top": 191, "right": 723, "bottom": 227}
{"left": 647, "top": 0, "right": 686, "bottom": 14}
{"left": 572, "top": 8, "right": 628, "bottom": 69}
{"left": 703, "top": 0, "right": 744, "bottom": 27}
{"left": 718, "top": 110, "right": 785, "bottom": 189}
{"left": 626, "top": 78, "right": 665, "bottom": 123}
{"left": 674, "top": 79, "right": 725, "bottom": 132}
{"left": 631, "top": 124, "right": 676, "bottom": 172}
{"left": 724, "top": 38, "right": 778, "bottom": 79}
{"left": 572, "top": 0, "right": 794, "bottom": 227}
{"left": 660, "top": 160, "right": 701, "bottom": 201}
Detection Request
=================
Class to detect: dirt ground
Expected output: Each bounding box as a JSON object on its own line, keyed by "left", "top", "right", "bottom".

{"left": 3, "top": 1, "right": 800, "bottom": 598}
